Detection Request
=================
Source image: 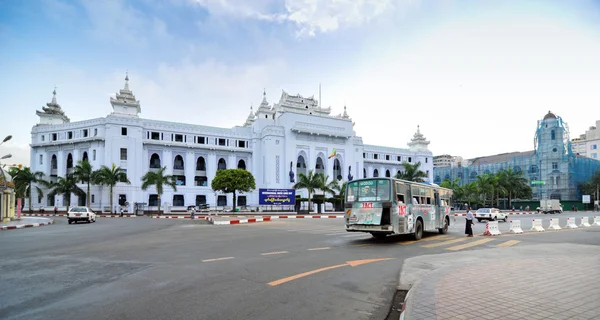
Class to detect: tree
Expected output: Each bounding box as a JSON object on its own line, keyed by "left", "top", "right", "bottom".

{"left": 395, "top": 162, "right": 427, "bottom": 182}
{"left": 498, "top": 168, "right": 531, "bottom": 207}
{"left": 440, "top": 178, "right": 461, "bottom": 207}
{"left": 293, "top": 170, "right": 323, "bottom": 212}
{"left": 211, "top": 168, "right": 256, "bottom": 212}
{"left": 141, "top": 166, "right": 177, "bottom": 214}
{"left": 578, "top": 169, "right": 600, "bottom": 202}
{"left": 94, "top": 164, "right": 130, "bottom": 213}
{"left": 461, "top": 182, "right": 479, "bottom": 208}
{"left": 47, "top": 174, "right": 85, "bottom": 209}
{"left": 10, "top": 167, "right": 48, "bottom": 212}
{"left": 476, "top": 174, "right": 495, "bottom": 207}
{"left": 73, "top": 160, "right": 94, "bottom": 207}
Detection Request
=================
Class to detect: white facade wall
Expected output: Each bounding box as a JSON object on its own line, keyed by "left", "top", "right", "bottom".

{"left": 29, "top": 85, "right": 434, "bottom": 212}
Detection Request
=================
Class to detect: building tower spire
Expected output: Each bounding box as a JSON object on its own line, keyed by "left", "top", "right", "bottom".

{"left": 124, "top": 71, "right": 130, "bottom": 91}
{"left": 51, "top": 86, "right": 57, "bottom": 104}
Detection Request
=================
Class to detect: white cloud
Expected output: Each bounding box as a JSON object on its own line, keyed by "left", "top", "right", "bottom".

{"left": 191, "top": 0, "right": 407, "bottom": 36}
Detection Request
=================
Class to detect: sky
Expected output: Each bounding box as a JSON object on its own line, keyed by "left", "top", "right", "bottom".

{"left": 1, "top": 0, "right": 600, "bottom": 166}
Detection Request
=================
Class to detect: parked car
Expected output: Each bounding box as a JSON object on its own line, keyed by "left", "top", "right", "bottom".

{"left": 68, "top": 206, "right": 96, "bottom": 224}
{"left": 474, "top": 208, "right": 507, "bottom": 222}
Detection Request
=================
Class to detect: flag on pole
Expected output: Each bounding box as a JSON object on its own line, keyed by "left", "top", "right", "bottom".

{"left": 328, "top": 148, "right": 337, "bottom": 159}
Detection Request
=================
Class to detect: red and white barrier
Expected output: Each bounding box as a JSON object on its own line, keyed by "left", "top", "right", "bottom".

{"left": 483, "top": 221, "right": 501, "bottom": 236}
{"left": 508, "top": 220, "right": 523, "bottom": 234}
{"left": 579, "top": 216, "right": 592, "bottom": 228}
{"left": 565, "top": 217, "right": 578, "bottom": 229}
{"left": 579, "top": 216, "right": 591, "bottom": 228}
{"left": 530, "top": 219, "right": 545, "bottom": 232}
{"left": 548, "top": 218, "right": 562, "bottom": 230}
{"left": 593, "top": 216, "right": 600, "bottom": 227}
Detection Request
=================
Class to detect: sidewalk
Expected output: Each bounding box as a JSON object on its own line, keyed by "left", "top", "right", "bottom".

{"left": 398, "top": 243, "right": 600, "bottom": 320}
{"left": 1, "top": 217, "right": 55, "bottom": 230}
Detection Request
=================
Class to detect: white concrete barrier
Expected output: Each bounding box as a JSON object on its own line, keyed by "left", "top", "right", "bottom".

{"left": 579, "top": 216, "right": 591, "bottom": 228}
{"left": 565, "top": 217, "right": 578, "bottom": 229}
{"left": 530, "top": 219, "right": 545, "bottom": 232}
{"left": 548, "top": 218, "right": 562, "bottom": 230}
{"left": 508, "top": 219, "right": 523, "bottom": 234}
{"left": 483, "top": 221, "right": 501, "bottom": 236}
{"left": 593, "top": 216, "right": 600, "bottom": 227}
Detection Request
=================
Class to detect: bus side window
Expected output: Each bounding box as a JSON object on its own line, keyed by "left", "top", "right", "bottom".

{"left": 412, "top": 197, "right": 419, "bottom": 205}
{"left": 426, "top": 197, "right": 432, "bottom": 205}
{"left": 397, "top": 194, "right": 405, "bottom": 203}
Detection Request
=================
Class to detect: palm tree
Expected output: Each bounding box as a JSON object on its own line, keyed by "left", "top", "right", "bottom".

{"left": 141, "top": 166, "right": 177, "bottom": 214}
{"left": 47, "top": 174, "right": 85, "bottom": 209}
{"left": 498, "top": 168, "right": 530, "bottom": 208}
{"left": 94, "top": 164, "right": 130, "bottom": 213}
{"left": 461, "top": 182, "right": 479, "bottom": 208}
{"left": 476, "top": 174, "right": 495, "bottom": 207}
{"left": 293, "top": 170, "right": 323, "bottom": 212}
{"left": 440, "top": 178, "right": 461, "bottom": 208}
{"left": 395, "top": 162, "right": 427, "bottom": 182}
{"left": 332, "top": 181, "right": 348, "bottom": 211}
{"left": 73, "top": 160, "right": 94, "bottom": 207}
{"left": 11, "top": 167, "right": 49, "bottom": 212}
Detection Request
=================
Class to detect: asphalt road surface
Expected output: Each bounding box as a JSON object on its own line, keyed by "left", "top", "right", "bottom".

{"left": 1, "top": 212, "right": 599, "bottom": 320}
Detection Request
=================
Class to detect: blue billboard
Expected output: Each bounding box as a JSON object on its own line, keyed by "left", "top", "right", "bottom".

{"left": 259, "top": 189, "right": 296, "bottom": 205}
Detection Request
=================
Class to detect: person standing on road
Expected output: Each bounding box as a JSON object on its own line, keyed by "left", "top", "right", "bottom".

{"left": 465, "top": 208, "right": 474, "bottom": 237}
{"left": 191, "top": 206, "right": 196, "bottom": 220}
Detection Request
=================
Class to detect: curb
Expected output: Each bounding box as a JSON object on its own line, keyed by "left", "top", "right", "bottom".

{"left": 151, "top": 215, "right": 344, "bottom": 220}
{"left": 204, "top": 215, "right": 344, "bottom": 225}
{"left": 1, "top": 219, "right": 55, "bottom": 231}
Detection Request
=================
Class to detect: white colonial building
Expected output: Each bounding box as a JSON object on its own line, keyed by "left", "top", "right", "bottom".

{"left": 571, "top": 120, "right": 600, "bottom": 160}
{"left": 29, "top": 75, "right": 433, "bottom": 212}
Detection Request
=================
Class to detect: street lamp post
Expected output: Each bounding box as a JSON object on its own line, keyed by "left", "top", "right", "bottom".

{"left": 0, "top": 152, "right": 13, "bottom": 222}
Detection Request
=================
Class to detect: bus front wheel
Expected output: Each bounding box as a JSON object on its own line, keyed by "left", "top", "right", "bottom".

{"left": 414, "top": 220, "right": 423, "bottom": 240}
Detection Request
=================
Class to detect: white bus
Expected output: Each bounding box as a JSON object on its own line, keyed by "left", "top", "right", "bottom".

{"left": 345, "top": 177, "right": 453, "bottom": 240}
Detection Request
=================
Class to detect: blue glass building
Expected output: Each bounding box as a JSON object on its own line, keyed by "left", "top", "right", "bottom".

{"left": 434, "top": 111, "right": 600, "bottom": 201}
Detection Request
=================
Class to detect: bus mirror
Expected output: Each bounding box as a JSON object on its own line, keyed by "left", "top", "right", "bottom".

{"left": 382, "top": 201, "right": 392, "bottom": 208}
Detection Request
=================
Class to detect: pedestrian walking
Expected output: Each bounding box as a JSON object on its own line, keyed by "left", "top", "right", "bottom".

{"left": 191, "top": 206, "right": 196, "bottom": 220}
{"left": 465, "top": 207, "right": 474, "bottom": 237}
{"left": 120, "top": 207, "right": 124, "bottom": 217}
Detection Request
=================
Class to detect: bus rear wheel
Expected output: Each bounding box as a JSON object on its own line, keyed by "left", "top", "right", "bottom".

{"left": 414, "top": 220, "right": 423, "bottom": 240}
{"left": 439, "top": 217, "right": 449, "bottom": 234}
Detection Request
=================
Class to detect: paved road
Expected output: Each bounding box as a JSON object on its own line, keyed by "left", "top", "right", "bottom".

{"left": 1, "top": 215, "right": 599, "bottom": 320}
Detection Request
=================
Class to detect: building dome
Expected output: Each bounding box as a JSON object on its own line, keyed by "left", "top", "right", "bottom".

{"left": 543, "top": 110, "right": 557, "bottom": 120}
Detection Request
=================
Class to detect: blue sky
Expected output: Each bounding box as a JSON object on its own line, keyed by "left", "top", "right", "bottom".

{"left": 1, "top": 0, "right": 600, "bottom": 166}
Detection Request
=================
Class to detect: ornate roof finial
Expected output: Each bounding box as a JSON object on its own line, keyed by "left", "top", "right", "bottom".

{"left": 124, "top": 71, "right": 130, "bottom": 91}
{"left": 51, "top": 86, "right": 57, "bottom": 104}
{"left": 342, "top": 104, "right": 349, "bottom": 119}
{"left": 263, "top": 88, "right": 266, "bottom": 97}
{"left": 417, "top": 124, "right": 420, "bottom": 133}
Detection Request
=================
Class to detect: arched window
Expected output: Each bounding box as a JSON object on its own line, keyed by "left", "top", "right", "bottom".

{"left": 218, "top": 158, "right": 227, "bottom": 170}
{"left": 196, "top": 157, "right": 206, "bottom": 171}
{"left": 174, "top": 155, "right": 184, "bottom": 170}
{"left": 51, "top": 155, "right": 57, "bottom": 170}
{"left": 237, "top": 159, "right": 246, "bottom": 170}
{"left": 333, "top": 158, "right": 342, "bottom": 181}
{"left": 373, "top": 169, "right": 379, "bottom": 178}
{"left": 385, "top": 169, "right": 391, "bottom": 178}
{"left": 363, "top": 168, "right": 367, "bottom": 178}
{"left": 315, "top": 157, "right": 324, "bottom": 174}
{"left": 150, "top": 153, "right": 161, "bottom": 168}
{"left": 297, "top": 155, "right": 307, "bottom": 177}
{"left": 66, "top": 153, "right": 73, "bottom": 169}
{"left": 82, "top": 152, "right": 88, "bottom": 162}
{"left": 551, "top": 130, "right": 555, "bottom": 140}
{"left": 469, "top": 171, "right": 477, "bottom": 181}
{"left": 529, "top": 165, "right": 538, "bottom": 174}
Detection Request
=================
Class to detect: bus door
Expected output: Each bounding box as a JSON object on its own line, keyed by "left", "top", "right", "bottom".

{"left": 395, "top": 181, "right": 409, "bottom": 234}
{"left": 434, "top": 191, "right": 441, "bottom": 228}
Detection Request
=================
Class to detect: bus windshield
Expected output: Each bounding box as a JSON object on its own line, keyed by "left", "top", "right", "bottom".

{"left": 346, "top": 179, "right": 391, "bottom": 202}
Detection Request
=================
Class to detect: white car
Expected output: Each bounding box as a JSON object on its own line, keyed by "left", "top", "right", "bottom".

{"left": 475, "top": 208, "right": 507, "bottom": 222}
{"left": 68, "top": 206, "right": 96, "bottom": 224}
